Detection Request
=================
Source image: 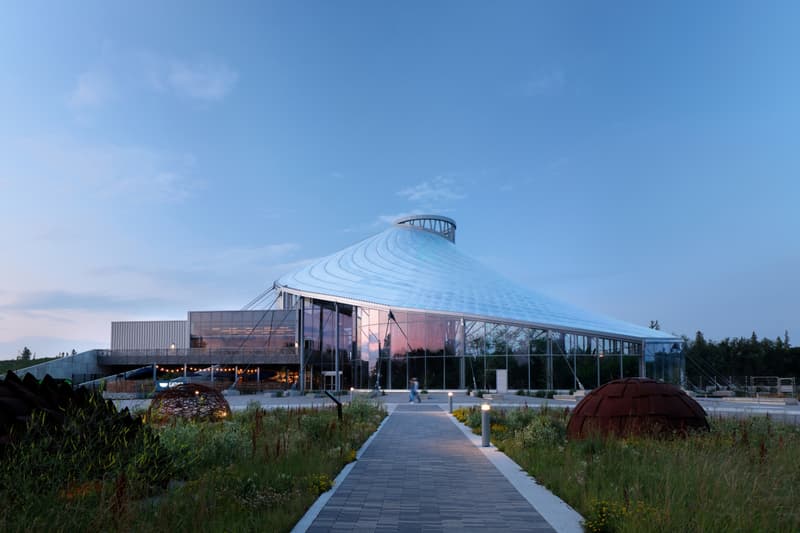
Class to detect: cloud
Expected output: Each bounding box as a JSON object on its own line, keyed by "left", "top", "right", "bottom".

{"left": 0, "top": 290, "right": 170, "bottom": 312}
{"left": 5, "top": 136, "right": 198, "bottom": 203}
{"left": 70, "top": 52, "right": 238, "bottom": 108}
{"left": 397, "top": 176, "right": 465, "bottom": 203}
{"left": 199, "top": 244, "right": 301, "bottom": 272}
{"left": 0, "top": 335, "right": 105, "bottom": 359}
{"left": 376, "top": 210, "right": 424, "bottom": 226}
{"left": 499, "top": 183, "right": 513, "bottom": 193}
{"left": 166, "top": 61, "right": 238, "bottom": 101}
{"left": 523, "top": 70, "right": 565, "bottom": 96}
{"left": 68, "top": 71, "right": 115, "bottom": 108}
{"left": 88, "top": 243, "right": 302, "bottom": 293}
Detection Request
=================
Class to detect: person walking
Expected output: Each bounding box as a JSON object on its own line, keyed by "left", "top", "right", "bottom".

{"left": 409, "top": 377, "right": 421, "bottom": 403}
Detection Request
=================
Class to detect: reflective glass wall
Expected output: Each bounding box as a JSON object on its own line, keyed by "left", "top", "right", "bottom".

{"left": 645, "top": 340, "right": 685, "bottom": 385}
{"left": 291, "top": 295, "right": 681, "bottom": 390}
{"left": 189, "top": 310, "right": 296, "bottom": 352}
{"left": 358, "top": 308, "right": 462, "bottom": 390}
{"left": 301, "top": 300, "right": 355, "bottom": 390}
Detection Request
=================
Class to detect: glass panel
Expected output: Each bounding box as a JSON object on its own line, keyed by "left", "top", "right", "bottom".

{"left": 424, "top": 353, "right": 444, "bottom": 391}
{"left": 445, "top": 356, "right": 461, "bottom": 389}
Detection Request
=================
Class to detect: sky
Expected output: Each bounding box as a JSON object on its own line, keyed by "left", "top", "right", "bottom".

{"left": 1, "top": 1, "right": 798, "bottom": 358}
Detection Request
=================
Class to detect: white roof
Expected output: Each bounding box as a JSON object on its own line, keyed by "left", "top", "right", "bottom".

{"left": 276, "top": 223, "right": 677, "bottom": 341}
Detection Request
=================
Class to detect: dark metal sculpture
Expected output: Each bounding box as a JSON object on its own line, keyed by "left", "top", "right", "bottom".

{"left": 566, "top": 377, "right": 709, "bottom": 440}
{"left": 147, "top": 383, "right": 231, "bottom": 423}
{"left": 0, "top": 370, "right": 138, "bottom": 449}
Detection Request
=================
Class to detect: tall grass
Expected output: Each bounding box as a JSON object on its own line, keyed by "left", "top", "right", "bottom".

{"left": 0, "top": 398, "right": 385, "bottom": 533}
{"left": 453, "top": 406, "right": 800, "bottom": 532}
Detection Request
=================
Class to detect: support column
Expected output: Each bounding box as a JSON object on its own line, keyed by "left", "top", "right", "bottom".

{"left": 573, "top": 349, "right": 577, "bottom": 391}
{"left": 387, "top": 319, "right": 392, "bottom": 390}
{"left": 459, "top": 318, "right": 466, "bottom": 389}
{"left": 335, "top": 302, "right": 340, "bottom": 392}
{"left": 640, "top": 341, "right": 647, "bottom": 378}
{"left": 595, "top": 337, "right": 600, "bottom": 388}
{"left": 298, "top": 298, "right": 305, "bottom": 393}
{"left": 527, "top": 339, "right": 531, "bottom": 392}
{"left": 352, "top": 305, "right": 358, "bottom": 389}
{"left": 546, "top": 331, "right": 554, "bottom": 391}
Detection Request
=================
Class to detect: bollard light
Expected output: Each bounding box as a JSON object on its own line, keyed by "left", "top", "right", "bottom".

{"left": 448, "top": 391, "right": 453, "bottom": 413}
{"left": 481, "top": 403, "right": 491, "bottom": 447}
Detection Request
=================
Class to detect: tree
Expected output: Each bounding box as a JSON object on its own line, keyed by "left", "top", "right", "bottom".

{"left": 17, "top": 346, "right": 32, "bottom": 361}
{"left": 649, "top": 320, "right": 661, "bottom": 330}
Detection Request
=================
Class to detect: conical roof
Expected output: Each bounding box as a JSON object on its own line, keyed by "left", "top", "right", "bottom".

{"left": 276, "top": 219, "right": 676, "bottom": 341}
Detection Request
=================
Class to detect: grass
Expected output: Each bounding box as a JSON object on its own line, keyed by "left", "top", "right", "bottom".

{"left": 0, "top": 357, "right": 59, "bottom": 374}
{"left": 453, "top": 405, "right": 800, "bottom": 532}
{"left": 0, "top": 398, "right": 385, "bottom": 533}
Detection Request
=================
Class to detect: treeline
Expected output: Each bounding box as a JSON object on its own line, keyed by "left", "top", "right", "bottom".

{"left": 685, "top": 331, "right": 800, "bottom": 380}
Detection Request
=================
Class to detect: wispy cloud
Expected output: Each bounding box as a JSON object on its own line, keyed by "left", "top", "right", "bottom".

{"left": 6, "top": 136, "right": 199, "bottom": 203}
{"left": 166, "top": 61, "right": 239, "bottom": 101}
{"left": 0, "top": 290, "right": 169, "bottom": 312}
{"left": 397, "top": 176, "right": 465, "bottom": 203}
{"left": 523, "top": 69, "right": 565, "bottom": 96}
{"left": 69, "top": 51, "right": 238, "bottom": 109}
{"left": 199, "top": 244, "right": 301, "bottom": 272}
{"left": 68, "top": 71, "right": 115, "bottom": 108}
{"left": 376, "top": 210, "right": 424, "bottom": 225}
{"left": 89, "top": 243, "right": 301, "bottom": 289}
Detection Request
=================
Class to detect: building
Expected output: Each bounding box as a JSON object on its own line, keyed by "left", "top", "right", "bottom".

{"left": 101, "top": 215, "right": 684, "bottom": 392}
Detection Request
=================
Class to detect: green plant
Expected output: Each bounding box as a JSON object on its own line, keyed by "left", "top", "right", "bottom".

{"left": 453, "top": 408, "right": 800, "bottom": 532}
{"left": 0, "top": 400, "right": 386, "bottom": 533}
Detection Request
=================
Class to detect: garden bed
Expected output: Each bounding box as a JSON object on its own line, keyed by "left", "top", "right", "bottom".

{"left": 453, "top": 405, "right": 800, "bottom": 532}
{"left": 0, "top": 398, "right": 385, "bottom": 532}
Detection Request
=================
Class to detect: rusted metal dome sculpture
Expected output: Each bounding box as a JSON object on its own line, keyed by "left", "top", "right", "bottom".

{"left": 567, "top": 377, "right": 708, "bottom": 440}
{"left": 147, "top": 383, "right": 231, "bottom": 423}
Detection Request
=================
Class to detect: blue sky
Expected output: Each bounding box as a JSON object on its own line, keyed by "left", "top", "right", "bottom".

{"left": 1, "top": 1, "right": 798, "bottom": 357}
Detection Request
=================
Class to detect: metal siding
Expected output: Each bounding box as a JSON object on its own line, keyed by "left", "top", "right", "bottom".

{"left": 111, "top": 320, "right": 189, "bottom": 350}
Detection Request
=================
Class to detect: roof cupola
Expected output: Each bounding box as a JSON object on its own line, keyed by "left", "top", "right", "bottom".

{"left": 394, "top": 215, "right": 456, "bottom": 243}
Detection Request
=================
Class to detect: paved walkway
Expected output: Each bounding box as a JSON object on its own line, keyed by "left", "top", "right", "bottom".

{"left": 304, "top": 404, "right": 556, "bottom": 532}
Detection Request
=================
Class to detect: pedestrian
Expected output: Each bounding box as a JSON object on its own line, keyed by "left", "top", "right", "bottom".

{"left": 409, "top": 377, "right": 421, "bottom": 403}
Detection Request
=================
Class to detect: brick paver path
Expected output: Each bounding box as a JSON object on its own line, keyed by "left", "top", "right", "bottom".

{"left": 307, "top": 404, "right": 555, "bottom": 532}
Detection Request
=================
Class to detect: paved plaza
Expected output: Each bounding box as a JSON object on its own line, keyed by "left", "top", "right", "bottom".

{"left": 301, "top": 403, "right": 561, "bottom": 533}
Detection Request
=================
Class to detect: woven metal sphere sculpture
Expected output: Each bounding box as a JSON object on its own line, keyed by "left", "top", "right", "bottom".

{"left": 567, "top": 377, "right": 708, "bottom": 440}
{"left": 148, "top": 383, "right": 231, "bottom": 423}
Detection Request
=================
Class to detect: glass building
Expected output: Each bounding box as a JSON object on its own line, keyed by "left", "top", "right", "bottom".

{"left": 107, "top": 215, "right": 684, "bottom": 391}
{"left": 272, "top": 215, "right": 684, "bottom": 391}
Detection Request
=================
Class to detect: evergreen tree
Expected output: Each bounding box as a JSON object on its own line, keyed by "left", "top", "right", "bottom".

{"left": 17, "top": 347, "right": 32, "bottom": 361}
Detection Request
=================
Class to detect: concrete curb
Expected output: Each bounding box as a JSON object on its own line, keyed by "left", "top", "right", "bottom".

{"left": 447, "top": 411, "right": 584, "bottom": 533}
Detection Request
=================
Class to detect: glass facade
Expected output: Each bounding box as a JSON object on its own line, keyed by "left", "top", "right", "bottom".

{"left": 189, "top": 310, "right": 296, "bottom": 353}
{"left": 645, "top": 340, "right": 685, "bottom": 385}
{"left": 169, "top": 299, "right": 683, "bottom": 392}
